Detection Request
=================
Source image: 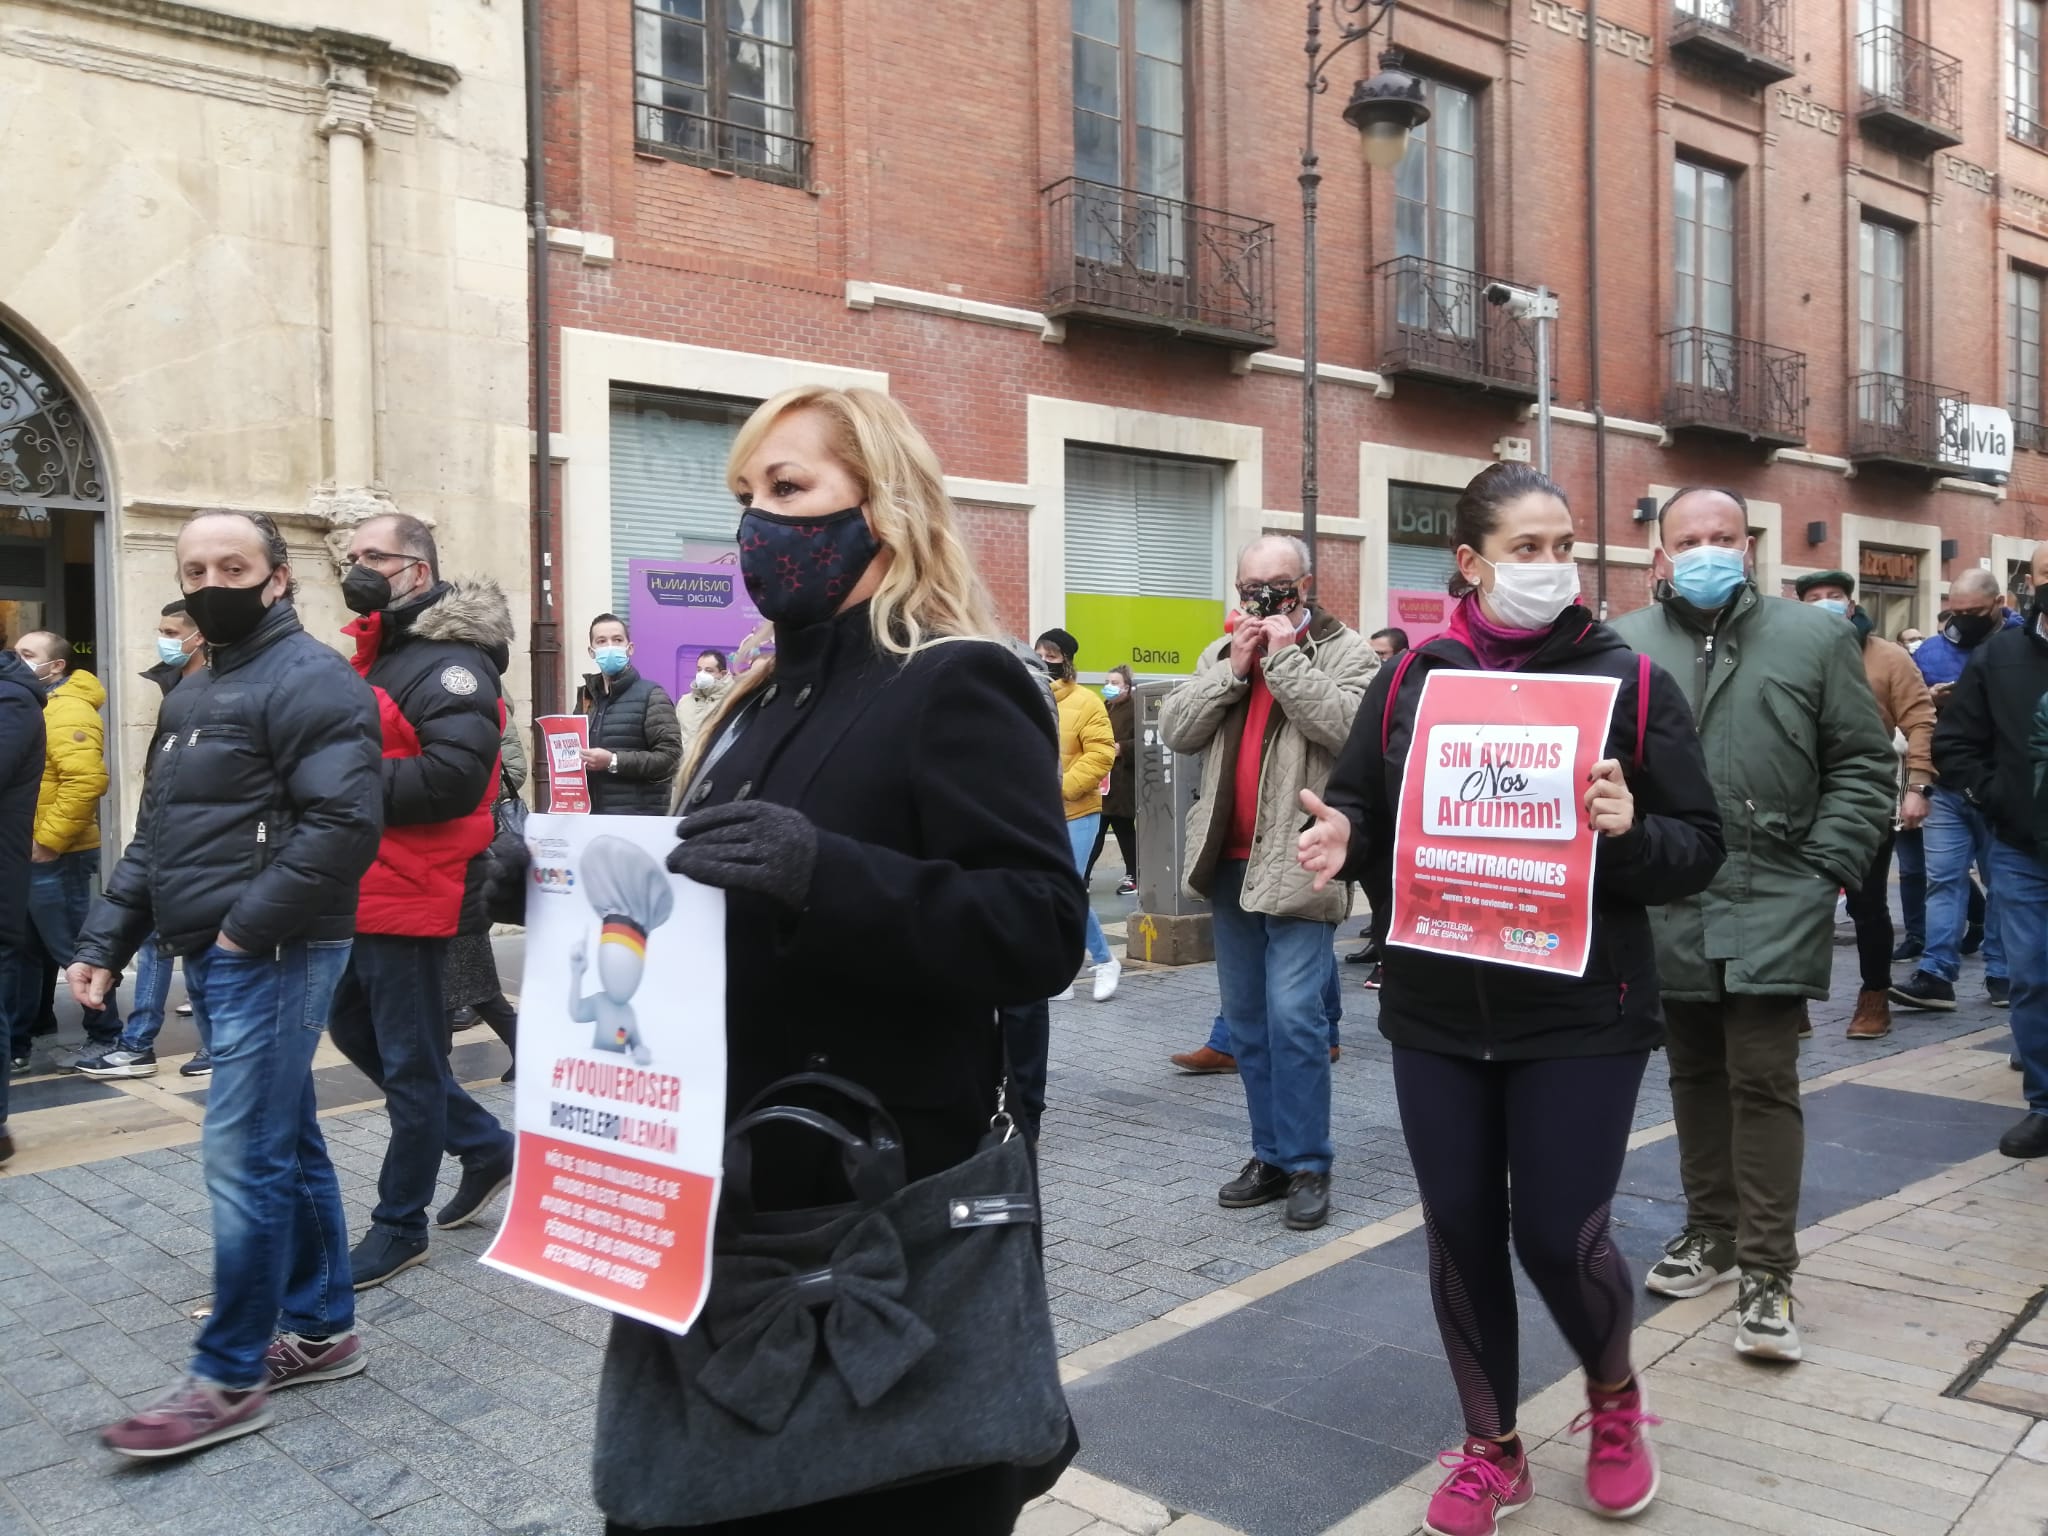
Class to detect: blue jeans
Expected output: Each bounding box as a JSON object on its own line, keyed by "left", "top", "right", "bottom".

{"left": 185, "top": 939, "right": 354, "bottom": 1389}
{"left": 1066, "top": 815, "right": 1113, "bottom": 966}
{"left": 14, "top": 849, "right": 120, "bottom": 1050}
{"left": 1923, "top": 790, "right": 2007, "bottom": 982}
{"left": 328, "top": 935, "right": 514, "bottom": 1239}
{"left": 1986, "top": 841, "right": 2048, "bottom": 1115}
{"left": 1207, "top": 944, "right": 1342, "bottom": 1052}
{"left": 1210, "top": 862, "right": 1335, "bottom": 1173}
{"left": 119, "top": 936, "right": 176, "bottom": 1053}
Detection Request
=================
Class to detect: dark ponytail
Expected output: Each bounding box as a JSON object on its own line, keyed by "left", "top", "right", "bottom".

{"left": 1446, "top": 463, "right": 1569, "bottom": 597}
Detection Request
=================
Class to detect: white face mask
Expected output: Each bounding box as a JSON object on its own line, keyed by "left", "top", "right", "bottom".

{"left": 1479, "top": 557, "right": 1581, "bottom": 631}
{"left": 695, "top": 669, "right": 719, "bottom": 689}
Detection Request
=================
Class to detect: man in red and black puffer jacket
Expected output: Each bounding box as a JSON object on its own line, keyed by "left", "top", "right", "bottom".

{"left": 331, "top": 513, "right": 517, "bottom": 1289}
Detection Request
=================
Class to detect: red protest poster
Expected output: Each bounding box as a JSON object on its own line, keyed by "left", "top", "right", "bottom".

{"left": 538, "top": 714, "right": 591, "bottom": 814}
{"left": 482, "top": 814, "right": 727, "bottom": 1335}
{"left": 1390, "top": 670, "right": 1621, "bottom": 978}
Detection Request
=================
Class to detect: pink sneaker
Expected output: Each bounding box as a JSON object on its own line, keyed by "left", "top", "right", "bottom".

{"left": 1424, "top": 1435, "right": 1534, "bottom": 1536}
{"left": 1571, "top": 1379, "right": 1662, "bottom": 1518}
{"left": 264, "top": 1331, "right": 368, "bottom": 1390}
{"left": 101, "top": 1375, "right": 272, "bottom": 1460}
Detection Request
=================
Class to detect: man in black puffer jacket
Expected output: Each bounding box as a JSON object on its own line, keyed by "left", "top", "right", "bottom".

{"left": 71, "top": 509, "right": 383, "bottom": 1461}
{"left": 579, "top": 613, "right": 682, "bottom": 815}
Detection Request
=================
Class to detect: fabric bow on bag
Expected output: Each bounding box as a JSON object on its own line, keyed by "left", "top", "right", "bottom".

{"left": 695, "top": 1211, "right": 939, "bottom": 1433}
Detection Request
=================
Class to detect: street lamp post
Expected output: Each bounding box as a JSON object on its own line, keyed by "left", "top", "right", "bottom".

{"left": 1300, "top": 0, "right": 1428, "bottom": 567}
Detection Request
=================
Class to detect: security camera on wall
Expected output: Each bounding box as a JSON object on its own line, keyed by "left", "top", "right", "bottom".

{"left": 1482, "top": 281, "right": 1556, "bottom": 321}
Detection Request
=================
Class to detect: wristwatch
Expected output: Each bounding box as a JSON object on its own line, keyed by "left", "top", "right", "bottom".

{"left": 1907, "top": 784, "right": 1934, "bottom": 797}
{"left": 606, "top": 757, "right": 620, "bottom": 774}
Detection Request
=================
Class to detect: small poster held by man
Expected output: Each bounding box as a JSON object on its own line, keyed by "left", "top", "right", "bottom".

{"left": 1390, "top": 669, "right": 1621, "bottom": 977}
{"left": 481, "top": 814, "right": 725, "bottom": 1335}
{"left": 537, "top": 714, "right": 592, "bottom": 814}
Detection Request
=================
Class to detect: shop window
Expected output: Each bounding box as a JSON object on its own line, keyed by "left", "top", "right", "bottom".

{"left": 1064, "top": 444, "right": 1222, "bottom": 675}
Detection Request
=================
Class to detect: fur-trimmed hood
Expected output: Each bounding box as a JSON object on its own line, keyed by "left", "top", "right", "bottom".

{"left": 401, "top": 578, "right": 515, "bottom": 675}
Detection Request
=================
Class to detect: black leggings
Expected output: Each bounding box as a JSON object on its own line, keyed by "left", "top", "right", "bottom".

{"left": 1845, "top": 831, "right": 1897, "bottom": 993}
{"left": 1392, "top": 1046, "right": 1648, "bottom": 1439}
{"left": 1086, "top": 815, "right": 1137, "bottom": 883}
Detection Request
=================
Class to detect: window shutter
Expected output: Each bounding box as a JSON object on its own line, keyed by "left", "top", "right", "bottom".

{"left": 1065, "top": 446, "right": 1220, "bottom": 599}
{"left": 1387, "top": 542, "right": 1456, "bottom": 592}
{"left": 608, "top": 390, "right": 752, "bottom": 611}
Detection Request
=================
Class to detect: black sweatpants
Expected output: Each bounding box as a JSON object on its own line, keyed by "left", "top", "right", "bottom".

{"left": 1392, "top": 1046, "right": 1649, "bottom": 1439}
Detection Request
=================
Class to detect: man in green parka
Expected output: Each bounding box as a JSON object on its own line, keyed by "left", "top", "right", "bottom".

{"left": 1611, "top": 487, "right": 1894, "bottom": 1367}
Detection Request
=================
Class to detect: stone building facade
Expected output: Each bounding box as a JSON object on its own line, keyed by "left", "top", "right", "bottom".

{"left": 0, "top": 0, "right": 531, "bottom": 834}
{"left": 536, "top": 0, "right": 2048, "bottom": 699}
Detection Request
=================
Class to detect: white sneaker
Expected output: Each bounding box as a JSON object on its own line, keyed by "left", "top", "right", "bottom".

{"left": 1052, "top": 985, "right": 1076, "bottom": 1003}
{"left": 1092, "top": 958, "right": 1122, "bottom": 1002}
{"left": 1734, "top": 1271, "right": 1803, "bottom": 1362}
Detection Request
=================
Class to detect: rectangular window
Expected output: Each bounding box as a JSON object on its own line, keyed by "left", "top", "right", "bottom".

{"left": 1071, "top": 0, "right": 1187, "bottom": 274}
{"left": 2013, "top": 0, "right": 2046, "bottom": 144}
{"left": 1675, "top": 0, "right": 1739, "bottom": 28}
{"left": 1064, "top": 445, "right": 1221, "bottom": 676}
{"left": 1859, "top": 220, "right": 1908, "bottom": 377}
{"left": 2012, "top": 264, "right": 2044, "bottom": 445}
{"left": 608, "top": 388, "right": 755, "bottom": 613}
{"left": 633, "top": 0, "right": 803, "bottom": 184}
{"left": 1392, "top": 77, "right": 1479, "bottom": 337}
{"left": 1386, "top": 483, "right": 1460, "bottom": 596}
{"left": 1859, "top": 0, "right": 1905, "bottom": 93}
{"left": 1673, "top": 158, "right": 1737, "bottom": 387}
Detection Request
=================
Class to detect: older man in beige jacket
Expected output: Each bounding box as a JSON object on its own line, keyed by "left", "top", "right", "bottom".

{"left": 1159, "top": 535, "right": 1377, "bottom": 1230}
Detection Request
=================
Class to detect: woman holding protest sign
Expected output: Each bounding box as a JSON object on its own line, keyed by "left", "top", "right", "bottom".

{"left": 1297, "top": 463, "right": 1724, "bottom": 1536}
{"left": 590, "top": 385, "right": 1085, "bottom": 1535}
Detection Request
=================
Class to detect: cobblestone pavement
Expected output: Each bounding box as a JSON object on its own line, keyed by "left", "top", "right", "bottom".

{"left": 0, "top": 892, "right": 2012, "bottom": 1532}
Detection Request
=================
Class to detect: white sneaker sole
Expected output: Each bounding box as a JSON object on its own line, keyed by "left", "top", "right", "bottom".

{"left": 1423, "top": 1492, "right": 1531, "bottom": 1536}
{"left": 1644, "top": 1263, "right": 1737, "bottom": 1300}
{"left": 351, "top": 1246, "right": 430, "bottom": 1291}
{"left": 1735, "top": 1329, "right": 1803, "bottom": 1362}
{"left": 104, "top": 1400, "right": 274, "bottom": 1459}
{"left": 75, "top": 1062, "right": 158, "bottom": 1080}
{"left": 1590, "top": 1462, "right": 1661, "bottom": 1520}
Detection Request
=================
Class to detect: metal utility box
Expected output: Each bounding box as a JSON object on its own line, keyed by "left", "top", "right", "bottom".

{"left": 1128, "top": 679, "right": 1213, "bottom": 965}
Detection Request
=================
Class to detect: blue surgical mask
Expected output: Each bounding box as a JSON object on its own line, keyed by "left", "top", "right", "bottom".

{"left": 157, "top": 635, "right": 191, "bottom": 667}
{"left": 1102, "top": 683, "right": 1123, "bottom": 700}
{"left": 1813, "top": 598, "right": 1851, "bottom": 619}
{"left": 1667, "top": 545, "right": 1749, "bottom": 611}
{"left": 593, "top": 645, "right": 629, "bottom": 676}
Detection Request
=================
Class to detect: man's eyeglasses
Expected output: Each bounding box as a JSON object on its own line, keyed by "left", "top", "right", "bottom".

{"left": 344, "top": 550, "right": 413, "bottom": 569}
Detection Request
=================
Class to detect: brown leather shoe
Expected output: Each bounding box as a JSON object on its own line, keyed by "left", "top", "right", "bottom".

{"left": 1170, "top": 1046, "right": 1237, "bottom": 1074}
{"left": 1330, "top": 1045, "right": 1341, "bottom": 1063}
{"left": 1846, "top": 989, "right": 1892, "bottom": 1040}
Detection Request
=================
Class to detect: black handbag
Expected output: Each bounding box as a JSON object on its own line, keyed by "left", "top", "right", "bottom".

{"left": 478, "top": 790, "right": 530, "bottom": 928}
{"left": 592, "top": 1073, "right": 1072, "bottom": 1528}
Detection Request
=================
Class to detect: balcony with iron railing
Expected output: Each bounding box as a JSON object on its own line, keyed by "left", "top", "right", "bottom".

{"left": 1662, "top": 328, "right": 1807, "bottom": 447}
{"left": 1042, "top": 178, "right": 1276, "bottom": 351}
{"left": 1855, "top": 26, "right": 1963, "bottom": 152}
{"left": 1372, "top": 256, "right": 1543, "bottom": 398}
{"left": 2014, "top": 104, "right": 2048, "bottom": 150}
{"left": 1848, "top": 372, "right": 1971, "bottom": 471}
{"left": 2015, "top": 408, "right": 2048, "bottom": 454}
{"left": 1670, "top": 1, "right": 1795, "bottom": 85}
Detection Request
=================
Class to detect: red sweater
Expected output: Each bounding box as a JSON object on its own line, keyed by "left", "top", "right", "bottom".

{"left": 1224, "top": 667, "right": 1275, "bottom": 861}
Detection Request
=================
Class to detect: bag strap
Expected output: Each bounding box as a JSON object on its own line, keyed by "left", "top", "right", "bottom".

{"left": 722, "top": 1102, "right": 907, "bottom": 1219}
{"left": 1380, "top": 649, "right": 1423, "bottom": 755}
{"left": 1633, "top": 652, "right": 1651, "bottom": 771}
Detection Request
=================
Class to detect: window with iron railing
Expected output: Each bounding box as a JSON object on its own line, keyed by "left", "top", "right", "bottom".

{"left": 1859, "top": 220, "right": 1910, "bottom": 426}
{"left": 632, "top": 0, "right": 808, "bottom": 186}
{"left": 1673, "top": 159, "right": 1737, "bottom": 388}
{"left": 1393, "top": 77, "right": 1479, "bottom": 336}
{"left": 1858, "top": 0, "right": 1905, "bottom": 94}
{"left": 2013, "top": 0, "right": 2047, "bottom": 146}
{"left": 1071, "top": 0, "right": 1188, "bottom": 273}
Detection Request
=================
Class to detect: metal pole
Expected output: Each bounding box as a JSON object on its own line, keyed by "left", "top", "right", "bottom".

{"left": 526, "top": 0, "right": 561, "bottom": 721}
{"left": 1535, "top": 286, "right": 1552, "bottom": 476}
{"left": 1300, "top": 0, "right": 1323, "bottom": 568}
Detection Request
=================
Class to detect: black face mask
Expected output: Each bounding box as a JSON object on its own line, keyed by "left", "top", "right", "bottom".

{"left": 1238, "top": 581, "right": 1302, "bottom": 621}
{"left": 184, "top": 580, "right": 275, "bottom": 647}
{"left": 1947, "top": 611, "right": 1998, "bottom": 648}
{"left": 342, "top": 563, "right": 394, "bottom": 616}
{"left": 736, "top": 506, "right": 882, "bottom": 631}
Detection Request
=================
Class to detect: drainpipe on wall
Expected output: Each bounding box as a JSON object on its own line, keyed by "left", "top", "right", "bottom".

{"left": 526, "top": 0, "right": 561, "bottom": 721}
{"left": 1586, "top": 0, "right": 1609, "bottom": 617}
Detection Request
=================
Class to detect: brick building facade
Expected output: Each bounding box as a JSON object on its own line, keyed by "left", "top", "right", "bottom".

{"left": 534, "top": 0, "right": 2048, "bottom": 698}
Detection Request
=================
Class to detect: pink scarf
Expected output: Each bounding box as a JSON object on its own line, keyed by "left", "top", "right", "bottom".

{"left": 1447, "top": 592, "right": 1554, "bottom": 673}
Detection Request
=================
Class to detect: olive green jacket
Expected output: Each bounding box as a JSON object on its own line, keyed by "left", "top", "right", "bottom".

{"left": 1609, "top": 586, "right": 1894, "bottom": 1000}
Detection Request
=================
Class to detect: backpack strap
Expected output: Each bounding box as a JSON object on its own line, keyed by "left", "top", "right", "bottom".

{"left": 1380, "top": 649, "right": 1423, "bottom": 755}
{"left": 1633, "top": 651, "right": 1651, "bottom": 771}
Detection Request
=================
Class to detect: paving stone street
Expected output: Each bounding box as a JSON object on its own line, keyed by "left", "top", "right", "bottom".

{"left": 0, "top": 884, "right": 2037, "bottom": 1535}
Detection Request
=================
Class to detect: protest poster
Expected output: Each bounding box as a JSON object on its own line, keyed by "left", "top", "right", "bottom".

{"left": 537, "top": 714, "right": 591, "bottom": 814}
{"left": 1389, "top": 669, "right": 1621, "bottom": 978}
{"left": 627, "top": 559, "right": 765, "bottom": 699}
{"left": 482, "top": 815, "right": 726, "bottom": 1335}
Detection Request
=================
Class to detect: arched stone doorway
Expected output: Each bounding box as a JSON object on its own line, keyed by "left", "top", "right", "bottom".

{"left": 0, "top": 322, "right": 111, "bottom": 674}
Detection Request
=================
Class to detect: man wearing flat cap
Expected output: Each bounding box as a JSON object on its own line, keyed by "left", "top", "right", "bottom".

{"left": 1794, "top": 570, "right": 1936, "bottom": 1040}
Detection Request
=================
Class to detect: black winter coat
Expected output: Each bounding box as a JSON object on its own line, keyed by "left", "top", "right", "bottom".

{"left": 0, "top": 652, "right": 47, "bottom": 948}
{"left": 1934, "top": 615, "right": 2048, "bottom": 857}
{"left": 75, "top": 601, "right": 384, "bottom": 968}
{"left": 596, "top": 604, "right": 1086, "bottom": 1529}
{"left": 1102, "top": 689, "right": 1136, "bottom": 819}
{"left": 581, "top": 665, "right": 682, "bottom": 815}
{"left": 1323, "top": 609, "right": 1725, "bottom": 1061}
{"left": 139, "top": 659, "right": 196, "bottom": 785}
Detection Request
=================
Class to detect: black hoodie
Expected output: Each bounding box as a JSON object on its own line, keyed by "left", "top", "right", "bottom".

{"left": 1321, "top": 606, "right": 1726, "bottom": 1061}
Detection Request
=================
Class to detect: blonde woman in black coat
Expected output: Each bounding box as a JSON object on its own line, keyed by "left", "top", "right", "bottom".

{"left": 593, "top": 386, "right": 1086, "bottom": 1535}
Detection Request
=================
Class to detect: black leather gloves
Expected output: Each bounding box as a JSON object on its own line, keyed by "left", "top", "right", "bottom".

{"left": 668, "top": 801, "right": 818, "bottom": 911}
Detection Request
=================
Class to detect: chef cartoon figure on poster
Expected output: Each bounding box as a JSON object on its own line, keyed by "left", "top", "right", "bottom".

{"left": 570, "top": 836, "right": 675, "bottom": 1066}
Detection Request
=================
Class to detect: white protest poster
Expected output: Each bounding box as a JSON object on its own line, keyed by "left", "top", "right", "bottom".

{"left": 481, "top": 814, "right": 726, "bottom": 1335}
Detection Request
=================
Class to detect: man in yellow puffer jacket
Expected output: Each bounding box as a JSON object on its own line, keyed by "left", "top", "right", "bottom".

{"left": 1036, "top": 628, "right": 1120, "bottom": 1001}
{"left": 11, "top": 633, "right": 119, "bottom": 1057}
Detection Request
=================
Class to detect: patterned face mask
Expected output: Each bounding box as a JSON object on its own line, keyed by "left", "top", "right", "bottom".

{"left": 1236, "top": 581, "right": 1301, "bottom": 621}
{"left": 736, "top": 506, "right": 882, "bottom": 632}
